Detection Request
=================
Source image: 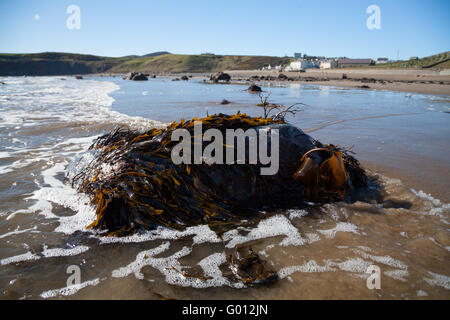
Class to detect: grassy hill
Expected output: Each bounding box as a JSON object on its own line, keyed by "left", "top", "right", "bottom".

{"left": 108, "top": 53, "right": 292, "bottom": 73}
{"left": 2, "top": 51, "right": 448, "bottom": 76}
{"left": 372, "top": 51, "right": 450, "bottom": 70}
{"left": 0, "top": 52, "right": 292, "bottom": 76}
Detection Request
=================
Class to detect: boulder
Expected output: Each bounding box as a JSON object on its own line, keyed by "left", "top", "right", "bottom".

{"left": 247, "top": 84, "right": 262, "bottom": 93}
{"left": 278, "top": 74, "right": 288, "bottom": 80}
{"left": 68, "top": 113, "right": 367, "bottom": 236}
{"left": 123, "top": 72, "right": 148, "bottom": 81}
{"left": 181, "top": 75, "right": 189, "bottom": 81}
{"left": 210, "top": 72, "right": 231, "bottom": 83}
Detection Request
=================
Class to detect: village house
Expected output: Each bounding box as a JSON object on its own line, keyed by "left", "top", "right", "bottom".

{"left": 319, "top": 60, "right": 338, "bottom": 69}
{"left": 376, "top": 57, "right": 389, "bottom": 64}
{"left": 337, "top": 58, "right": 374, "bottom": 67}
{"left": 285, "top": 59, "right": 316, "bottom": 71}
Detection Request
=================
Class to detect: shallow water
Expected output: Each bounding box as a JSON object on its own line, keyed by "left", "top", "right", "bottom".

{"left": 0, "top": 76, "right": 448, "bottom": 300}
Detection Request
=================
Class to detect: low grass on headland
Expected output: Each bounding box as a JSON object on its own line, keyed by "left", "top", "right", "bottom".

{"left": 0, "top": 52, "right": 292, "bottom": 76}
{"left": 0, "top": 51, "right": 448, "bottom": 76}
{"left": 370, "top": 51, "right": 450, "bottom": 70}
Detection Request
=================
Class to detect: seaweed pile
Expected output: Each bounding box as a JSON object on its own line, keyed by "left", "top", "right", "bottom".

{"left": 69, "top": 113, "right": 367, "bottom": 236}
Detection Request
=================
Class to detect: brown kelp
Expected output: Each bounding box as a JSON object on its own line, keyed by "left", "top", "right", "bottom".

{"left": 69, "top": 113, "right": 367, "bottom": 236}
{"left": 226, "top": 245, "right": 278, "bottom": 285}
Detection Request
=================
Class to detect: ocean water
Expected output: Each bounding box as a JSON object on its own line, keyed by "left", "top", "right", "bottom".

{"left": 0, "top": 76, "right": 448, "bottom": 299}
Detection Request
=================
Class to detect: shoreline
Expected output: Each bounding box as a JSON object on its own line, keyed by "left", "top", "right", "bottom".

{"left": 5, "top": 68, "right": 450, "bottom": 96}
{"left": 223, "top": 69, "right": 450, "bottom": 96}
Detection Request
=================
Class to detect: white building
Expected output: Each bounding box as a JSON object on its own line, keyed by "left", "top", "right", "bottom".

{"left": 285, "top": 59, "right": 315, "bottom": 71}
{"left": 319, "top": 60, "right": 337, "bottom": 69}
{"left": 262, "top": 64, "right": 281, "bottom": 70}
{"left": 376, "top": 57, "right": 389, "bottom": 64}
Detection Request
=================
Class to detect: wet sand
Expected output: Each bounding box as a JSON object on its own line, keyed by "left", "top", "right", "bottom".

{"left": 0, "top": 76, "right": 448, "bottom": 300}
{"left": 224, "top": 69, "right": 450, "bottom": 96}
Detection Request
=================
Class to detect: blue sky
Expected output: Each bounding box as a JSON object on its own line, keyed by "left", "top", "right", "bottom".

{"left": 0, "top": 0, "right": 449, "bottom": 60}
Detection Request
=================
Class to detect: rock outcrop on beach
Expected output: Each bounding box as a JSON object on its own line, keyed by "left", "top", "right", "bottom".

{"left": 123, "top": 72, "right": 149, "bottom": 81}
{"left": 247, "top": 84, "right": 262, "bottom": 92}
{"left": 210, "top": 72, "right": 231, "bottom": 83}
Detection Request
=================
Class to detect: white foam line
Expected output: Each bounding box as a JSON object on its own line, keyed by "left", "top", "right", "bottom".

{"left": 7, "top": 161, "right": 97, "bottom": 234}
{"left": 1, "top": 251, "right": 41, "bottom": 265}
{"left": 353, "top": 248, "right": 408, "bottom": 270}
{"left": 424, "top": 271, "right": 450, "bottom": 290}
{"left": 278, "top": 256, "right": 378, "bottom": 279}
{"left": 384, "top": 269, "right": 408, "bottom": 282}
{"left": 330, "top": 257, "right": 372, "bottom": 273}
{"left": 278, "top": 260, "right": 336, "bottom": 279}
{"left": 286, "top": 209, "right": 308, "bottom": 220}
{"left": 42, "top": 245, "right": 90, "bottom": 258}
{"left": 0, "top": 226, "right": 37, "bottom": 239}
{"left": 318, "top": 222, "right": 359, "bottom": 239}
{"left": 98, "top": 224, "right": 222, "bottom": 245}
{"left": 112, "top": 242, "right": 242, "bottom": 289}
{"left": 40, "top": 278, "right": 101, "bottom": 298}
{"left": 222, "top": 215, "right": 306, "bottom": 248}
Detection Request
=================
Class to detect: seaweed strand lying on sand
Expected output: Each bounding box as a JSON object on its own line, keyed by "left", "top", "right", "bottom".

{"left": 69, "top": 113, "right": 367, "bottom": 237}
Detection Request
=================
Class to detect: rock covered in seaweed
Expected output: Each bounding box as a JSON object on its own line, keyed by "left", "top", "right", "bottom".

{"left": 68, "top": 113, "right": 367, "bottom": 236}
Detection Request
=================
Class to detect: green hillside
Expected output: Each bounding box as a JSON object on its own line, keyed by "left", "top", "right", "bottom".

{"left": 0, "top": 52, "right": 292, "bottom": 76}
{"left": 372, "top": 51, "right": 450, "bottom": 69}
{"left": 2, "top": 51, "right": 448, "bottom": 76}
{"left": 108, "top": 53, "right": 292, "bottom": 73}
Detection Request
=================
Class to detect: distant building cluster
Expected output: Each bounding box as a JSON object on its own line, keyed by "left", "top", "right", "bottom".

{"left": 261, "top": 64, "right": 282, "bottom": 71}
{"left": 275, "top": 53, "right": 395, "bottom": 71}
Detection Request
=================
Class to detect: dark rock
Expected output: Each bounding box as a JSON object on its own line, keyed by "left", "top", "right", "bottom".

{"left": 220, "top": 99, "right": 231, "bottom": 105}
{"left": 342, "top": 73, "right": 348, "bottom": 80}
{"left": 278, "top": 74, "right": 288, "bottom": 80}
{"left": 181, "top": 75, "right": 189, "bottom": 81}
{"left": 123, "top": 72, "right": 148, "bottom": 81}
{"left": 210, "top": 72, "right": 231, "bottom": 83}
{"left": 359, "top": 85, "right": 370, "bottom": 89}
{"left": 361, "top": 77, "right": 376, "bottom": 83}
{"left": 68, "top": 114, "right": 367, "bottom": 236}
{"left": 247, "top": 84, "right": 262, "bottom": 93}
{"left": 172, "top": 78, "right": 180, "bottom": 81}
{"left": 75, "top": 75, "right": 83, "bottom": 80}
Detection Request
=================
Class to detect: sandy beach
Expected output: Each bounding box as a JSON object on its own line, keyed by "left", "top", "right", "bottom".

{"left": 224, "top": 69, "right": 450, "bottom": 96}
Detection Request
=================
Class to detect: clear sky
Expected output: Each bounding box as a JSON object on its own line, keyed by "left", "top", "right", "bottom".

{"left": 0, "top": 0, "right": 449, "bottom": 60}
